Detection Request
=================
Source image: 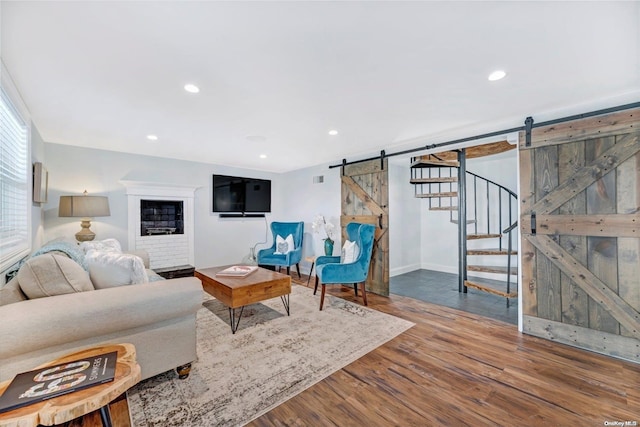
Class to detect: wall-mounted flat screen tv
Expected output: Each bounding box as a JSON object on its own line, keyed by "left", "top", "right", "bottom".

{"left": 212, "top": 174, "right": 271, "bottom": 213}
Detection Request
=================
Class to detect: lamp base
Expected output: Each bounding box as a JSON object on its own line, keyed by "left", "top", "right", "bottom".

{"left": 75, "top": 219, "right": 96, "bottom": 242}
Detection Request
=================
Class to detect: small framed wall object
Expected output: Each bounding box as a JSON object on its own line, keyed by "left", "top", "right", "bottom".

{"left": 33, "top": 162, "right": 48, "bottom": 203}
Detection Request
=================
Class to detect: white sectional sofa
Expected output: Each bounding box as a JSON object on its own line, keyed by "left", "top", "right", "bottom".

{"left": 0, "top": 240, "right": 203, "bottom": 383}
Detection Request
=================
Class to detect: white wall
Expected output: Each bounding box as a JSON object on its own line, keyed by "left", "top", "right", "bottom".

{"left": 278, "top": 163, "right": 342, "bottom": 274}
{"left": 388, "top": 161, "right": 422, "bottom": 276}
{"left": 42, "top": 143, "right": 425, "bottom": 277}
{"left": 43, "top": 143, "right": 283, "bottom": 269}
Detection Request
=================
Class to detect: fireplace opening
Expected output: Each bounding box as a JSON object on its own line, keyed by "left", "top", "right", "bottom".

{"left": 140, "top": 200, "right": 184, "bottom": 236}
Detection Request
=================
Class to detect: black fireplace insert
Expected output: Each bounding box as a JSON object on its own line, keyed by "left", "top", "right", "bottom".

{"left": 140, "top": 200, "right": 184, "bottom": 236}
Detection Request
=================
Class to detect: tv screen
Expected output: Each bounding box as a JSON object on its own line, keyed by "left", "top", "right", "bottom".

{"left": 212, "top": 174, "right": 271, "bottom": 213}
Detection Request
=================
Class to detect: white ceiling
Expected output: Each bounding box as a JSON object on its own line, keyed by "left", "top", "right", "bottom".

{"left": 2, "top": 1, "right": 639, "bottom": 173}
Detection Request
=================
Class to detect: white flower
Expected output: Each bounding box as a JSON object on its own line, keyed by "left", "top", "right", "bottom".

{"left": 312, "top": 214, "right": 335, "bottom": 242}
{"left": 324, "top": 222, "right": 335, "bottom": 240}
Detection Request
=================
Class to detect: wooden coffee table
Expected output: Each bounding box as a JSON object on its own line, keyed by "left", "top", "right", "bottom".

{"left": 0, "top": 343, "right": 141, "bottom": 427}
{"left": 195, "top": 265, "right": 292, "bottom": 333}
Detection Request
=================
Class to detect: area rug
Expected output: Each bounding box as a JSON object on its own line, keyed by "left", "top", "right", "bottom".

{"left": 127, "top": 284, "right": 414, "bottom": 426}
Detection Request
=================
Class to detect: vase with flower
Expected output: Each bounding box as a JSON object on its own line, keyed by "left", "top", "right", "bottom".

{"left": 312, "top": 215, "right": 336, "bottom": 256}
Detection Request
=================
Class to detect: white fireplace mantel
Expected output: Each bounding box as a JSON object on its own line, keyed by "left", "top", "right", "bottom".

{"left": 120, "top": 180, "right": 200, "bottom": 198}
{"left": 120, "top": 180, "right": 200, "bottom": 269}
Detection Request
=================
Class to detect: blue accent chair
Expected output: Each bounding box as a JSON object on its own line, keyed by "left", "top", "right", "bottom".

{"left": 314, "top": 222, "right": 376, "bottom": 311}
{"left": 257, "top": 221, "right": 304, "bottom": 278}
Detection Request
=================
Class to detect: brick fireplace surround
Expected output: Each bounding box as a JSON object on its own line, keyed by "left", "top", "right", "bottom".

{"left": 121, "top": 181, "right": 198, "bottom": 270}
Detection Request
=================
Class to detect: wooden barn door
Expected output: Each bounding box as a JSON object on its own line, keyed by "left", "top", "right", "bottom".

{"left": 341, "top": 159, "right": 389, "bottom": 296}
{"left": 519, "top": 108, "right": 640, "bottom": 362}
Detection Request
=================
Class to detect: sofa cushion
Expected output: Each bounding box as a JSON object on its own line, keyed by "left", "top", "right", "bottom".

{"left": 85, "top": 251, "right": 149, "bottom": 289}
{"left": 0, "top": 277, "right": 28, "bottom": 306}
{"left": 17, "top": 254, "right": 94, "bottom": 299}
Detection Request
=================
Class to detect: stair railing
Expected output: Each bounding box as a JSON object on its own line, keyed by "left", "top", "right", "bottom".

{"left": 464, "top": 169, "right": 519, "bottom": 304}
{"left": 465, "top": 170, "right": 517, "bottom": 250}
{"left": 502, "top": 221, "right": 519, "bottom": 303}
{"left": 412, "top": 154, "right": 519, "bottom": 302}
{"left": 410, "top": 155, "right": 458, "bottom": 214}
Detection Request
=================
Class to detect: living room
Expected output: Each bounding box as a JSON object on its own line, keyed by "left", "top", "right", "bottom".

{"left": 2, "top": 1, "right": 640, "bottom": 426}
{"left": 4, "top": 1, "right": 638, "bottom": 280}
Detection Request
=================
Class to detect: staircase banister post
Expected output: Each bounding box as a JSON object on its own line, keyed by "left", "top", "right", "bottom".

{"left": 458, "top": 149, "right": 468, "bottom": 293}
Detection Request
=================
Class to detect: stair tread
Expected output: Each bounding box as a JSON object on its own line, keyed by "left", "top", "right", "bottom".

{"left": 411, "top": 159, "right": 460, "bottom": 168}
{"left": 430, "top": 206, "right": 458, "bottom": 211}
{"left": 465, "top": 280, "right": 518, "bottom": 298}
{"left": 468, "top": 265, "right": 518, "bottom": 275}
{"left": 410, "top": 177, "right": 458, "bottom": 184}
{"left": 467, "top": 233, "right": 502, "bottom": 240}
{"left": 415, "top": 191, "right": 458, "bottom": 198}
{"left": 467, "top": 248, "right": 518, "bottom": 255}
{"left": 451, "top": 219, "right": 477, "bottom": 224}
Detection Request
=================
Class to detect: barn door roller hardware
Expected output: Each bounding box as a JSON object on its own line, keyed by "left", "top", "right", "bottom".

{"left": 524, "top": 116, "right": 534, "bottom": 147}
{"left": 380, "top": 150, "right": 385, "bottom": 170}
{"left": 341, "top": 159, "right": 347, "bottom": 176}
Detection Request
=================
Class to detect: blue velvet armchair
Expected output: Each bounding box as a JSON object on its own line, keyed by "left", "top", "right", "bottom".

{"left": 257, "top": 221, "right": 304, "bottom": 278}
{"left": 314, "top": 222, "right": 376, "bottom": 310}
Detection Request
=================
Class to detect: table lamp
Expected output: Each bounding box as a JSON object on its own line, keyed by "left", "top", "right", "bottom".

{"left": 58, "top": 190, "right": 111, "bottom": 242}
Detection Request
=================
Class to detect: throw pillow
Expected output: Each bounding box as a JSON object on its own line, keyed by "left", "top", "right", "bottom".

{"left": 17, "top": 254, "right": 94, "bottom": 299}
{"left": 341, "top": 240, "right": 360, "bottom": 264}
{"left": 84, "top": 250, "right": 149, "bottom": 289}
{"left": 274, "top": 234, "right": 295, "bottom": 255}
{"left": 80, "top": 238, "right": 122, "bottom": 254}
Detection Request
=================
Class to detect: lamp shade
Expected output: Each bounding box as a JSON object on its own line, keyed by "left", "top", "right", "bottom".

{"left": 58, "top": 195, "right": 110, "bottom": 218}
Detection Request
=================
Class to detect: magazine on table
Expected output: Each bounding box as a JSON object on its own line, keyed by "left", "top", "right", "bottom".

{"left": 216, "top": 265, "right": 259, "bottom": 277}
{"left": 0, "top": 351, "right": 117, "bottom": 414}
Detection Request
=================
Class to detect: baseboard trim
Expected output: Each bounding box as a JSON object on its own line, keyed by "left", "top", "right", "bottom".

{"left": 390, "top": 263, "right": 421, "bottom": 277}
{"left": 420, "top": 263, "right": 512, "bottom": 282}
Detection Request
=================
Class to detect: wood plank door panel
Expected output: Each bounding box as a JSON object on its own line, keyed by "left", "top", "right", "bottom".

{"left": 341, "top": 159, "right": 389, "bottom": 296}
{"left": 519, "top": 107, "right": 640, "bottom": 363}
{"left": 557, "top": 140, "right": 589, "bottom": 327}
{"left": 617, "top": 151, "right": 640, "bottom": 338}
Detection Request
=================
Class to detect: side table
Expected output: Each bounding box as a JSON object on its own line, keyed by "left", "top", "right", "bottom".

{"left": 0, "top": 343, "right": 141, "bottom": 427}
{"left": 305, "top": 256, "right": 317, "bottom": 286}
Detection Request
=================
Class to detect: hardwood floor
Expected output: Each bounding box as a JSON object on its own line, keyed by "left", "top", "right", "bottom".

{"left": 72, "top": 275, "right": 640, "bottom": 426}
{"left": 249, "top": 279, "right": 640, "bottom": 426}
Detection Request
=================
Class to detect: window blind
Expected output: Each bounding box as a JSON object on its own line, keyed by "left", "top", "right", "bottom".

{"left": 0, "top": 88, "right": 30, "bottom": 272}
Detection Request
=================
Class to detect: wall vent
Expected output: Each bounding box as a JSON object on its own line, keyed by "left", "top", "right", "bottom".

{"left": 313, "top": 175, "right": 324, "bottom": 184}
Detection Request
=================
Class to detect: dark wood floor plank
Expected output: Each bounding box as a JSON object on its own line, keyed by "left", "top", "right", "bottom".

{"left": 70, "top": 277, "right": 640, "bottom": 426}
{"left": 249, "top": 282, "right": 640, "bottom": 426}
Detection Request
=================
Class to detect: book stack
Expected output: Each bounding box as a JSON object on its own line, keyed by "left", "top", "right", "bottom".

{"left": 216, "top": 265, "right": 258, "bottom": 277}
{"left": 0, "top": 351, "right": 117, "bottom": 413}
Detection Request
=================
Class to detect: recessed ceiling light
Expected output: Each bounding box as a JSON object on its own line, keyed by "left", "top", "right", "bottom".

{"left": 184, "top": 83, "right": 200, "bottom": 93}
{"left": 488, "top": 70, "right": 507, "bottom": 81}
{"left": 146, "top": 135, "right": 158, "bottom": 141}
{"left": 328, "top": 130, "right": 338, "bottom": 136}
{"left": 259, "top": 154, "right": 267, "bottom": 159}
